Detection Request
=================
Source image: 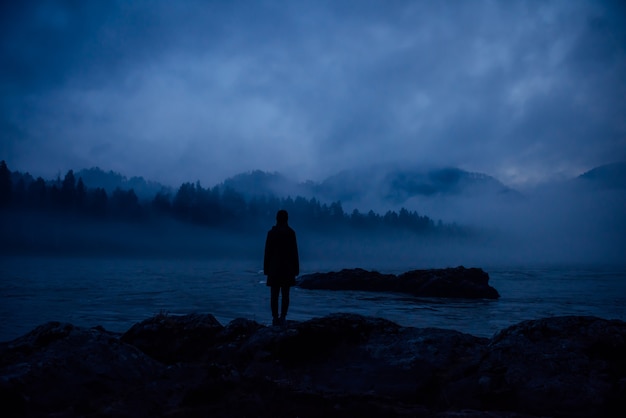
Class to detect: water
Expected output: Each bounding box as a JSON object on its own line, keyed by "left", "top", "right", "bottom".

{"left": 1, "top": 256, "right": 625, "bottom": 342}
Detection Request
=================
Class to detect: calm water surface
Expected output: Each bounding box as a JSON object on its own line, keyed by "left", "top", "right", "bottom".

{"left": 1, "top": 256, "right": 625, "bottom": 341}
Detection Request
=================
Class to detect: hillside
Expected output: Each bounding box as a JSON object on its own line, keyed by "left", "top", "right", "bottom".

{"left": 76, "top": 167, "right": 171, "bottom": 200}
{"left": 577, "top": 161, "right": 626, "bottom": 190}
{"left": 219, "top": 165, "right": 519, "bottom": 208}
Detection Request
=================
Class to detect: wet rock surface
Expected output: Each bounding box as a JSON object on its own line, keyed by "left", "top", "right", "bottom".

{"left": 298, "top": 266, "right": 500, "bottom": 299}
{"left": 1, "top": 313, "right": 624, "bottom": 417}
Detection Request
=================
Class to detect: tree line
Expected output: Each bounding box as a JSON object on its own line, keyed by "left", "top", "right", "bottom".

{"left": 0, "top": 161, "right": 461, "bottom": 235}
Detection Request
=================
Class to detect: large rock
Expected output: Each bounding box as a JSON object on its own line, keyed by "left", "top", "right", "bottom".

{"left": 477, "top": 316, "right": 626, "bottom": 417}
{"left": 0, "top": 322, "right": 172, "bottom": 417}
{"left": 120, "top": 312, "right": 225, "bottom": 364}
{"left": 1, "top": 313, "right": 624, "bottom": 417}
{"left": 298, "top": 266, "right": 500, "bottom": 299}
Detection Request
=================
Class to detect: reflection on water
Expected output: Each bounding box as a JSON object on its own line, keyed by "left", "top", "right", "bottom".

{"left": 1, "top": 257, "right": 625, "bottom": 341}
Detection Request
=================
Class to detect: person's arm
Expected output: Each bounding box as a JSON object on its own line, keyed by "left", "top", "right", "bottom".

{"left": 292, "top": 231, "right": 299, "bottom": 276}
{"left": 263, "top": 231, "right": 272, "bottom": 275}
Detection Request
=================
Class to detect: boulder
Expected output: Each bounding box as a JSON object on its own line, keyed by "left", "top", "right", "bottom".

{"left": 476, "top": 316, "right": 626, "bottom": 417}
{"left": 120, "top": 312, "right": 224, "bottom": 364}
{"left": 0, "top": 322, "right": 171, "bottom": 417}
{"left": 298, "top": 266, "right": 500, "bottom": 299}
{"left": 1, "top": 313, "right": 624, "bottom": 417}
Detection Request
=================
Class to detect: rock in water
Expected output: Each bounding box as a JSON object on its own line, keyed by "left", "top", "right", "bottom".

{"left": 298, "top": 266, "right": 500, "bottom": 299}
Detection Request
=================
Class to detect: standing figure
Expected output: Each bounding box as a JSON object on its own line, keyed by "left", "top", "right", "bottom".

{"left": 264, "top": 209, "right": 299, "bottom": 326}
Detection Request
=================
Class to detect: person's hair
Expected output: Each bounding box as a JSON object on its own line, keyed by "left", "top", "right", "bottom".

{"left": 276, "top": 209, "right": 288, "bottom": 224}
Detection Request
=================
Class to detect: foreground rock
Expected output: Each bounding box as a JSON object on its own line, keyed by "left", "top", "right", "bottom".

{"left": 298, "top": 266, "right": 500, "bottom": 299}
{"left": 1, "top": 314, "right": 624, "bottom": 417}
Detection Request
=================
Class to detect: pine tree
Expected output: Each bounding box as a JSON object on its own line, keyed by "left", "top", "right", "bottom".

{"left": 0, "top": 160, "right": 12, "bottom": 207}
{"left": 61, "top": 170, "right": 76, "bottom": 207}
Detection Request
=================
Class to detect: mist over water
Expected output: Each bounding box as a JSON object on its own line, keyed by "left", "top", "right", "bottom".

{"left": 3, "top": 181, "right": 623, "bottom": 270}
{"left": 393, "top": 182, "right": 626, "bottom": 268}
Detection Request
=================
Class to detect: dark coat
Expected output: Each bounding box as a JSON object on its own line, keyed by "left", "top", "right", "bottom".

{"left": 264, "top": 223, "right": 299, "bottom": 287}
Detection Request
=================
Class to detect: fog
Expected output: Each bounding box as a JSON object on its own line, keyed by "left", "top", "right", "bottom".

{"left": 1, "top": 211, "right": 261, "bottom": 259}
{"left": 391, "top": 182, "right": 626, "bottom": 268}
{"left": 3, "top": 176, "right": 624, "bottom": 271}
{"left": 285, "top": 164, "right": 626, "bottom": 269}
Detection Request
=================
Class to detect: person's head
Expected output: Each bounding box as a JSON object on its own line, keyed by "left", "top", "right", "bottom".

{"left": 276, "top": 209, "right": 288, "bottom": 225}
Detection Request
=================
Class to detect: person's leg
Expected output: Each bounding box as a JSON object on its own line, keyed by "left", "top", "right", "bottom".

{"left": 280, "top": 286, "right": 290, "bottom": 321}
{"left": 271, "top": 286, "right": 280, "bottom": 325}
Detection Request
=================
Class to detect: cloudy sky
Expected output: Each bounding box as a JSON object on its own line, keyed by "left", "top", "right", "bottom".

{"left": 1, "top": 0, "right": 625, "bottom": 188}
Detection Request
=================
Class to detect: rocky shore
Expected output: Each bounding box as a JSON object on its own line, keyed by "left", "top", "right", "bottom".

{"left": 298, "top": 266, "right": 500, "bottom": 299}
{"left": 2, "top": 313, "right": 624, "bottom": 417}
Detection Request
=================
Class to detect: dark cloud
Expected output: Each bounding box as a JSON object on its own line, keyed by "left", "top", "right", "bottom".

{"left": 1, "top": 0, "right": 625, "bottom": 187}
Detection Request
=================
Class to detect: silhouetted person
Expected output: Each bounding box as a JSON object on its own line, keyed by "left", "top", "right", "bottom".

{"left": 264, "top": 209, "right": 299, "bottom": 326}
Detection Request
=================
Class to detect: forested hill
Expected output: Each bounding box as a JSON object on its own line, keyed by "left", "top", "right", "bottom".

{"left": 0, "top": 161, "right": 461, "bottom": 237}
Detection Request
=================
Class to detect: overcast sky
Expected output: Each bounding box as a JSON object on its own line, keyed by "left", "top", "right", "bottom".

{"left": 1, "top": 0, "right": 625, "bottom": 188}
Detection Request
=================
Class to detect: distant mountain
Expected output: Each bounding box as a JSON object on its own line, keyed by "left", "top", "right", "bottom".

{"left": 76, "top": 167, "right": 171, "bottom": 199}
{"left": 577, "top": 162, "right": 626, "bottom": 190}
{"left": 316, "top": 166, "right": 518, "bottom": 205}
{"left": 219, "top": 165, "right": 519, "bottom": 209}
